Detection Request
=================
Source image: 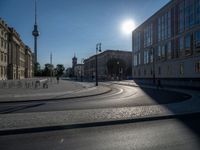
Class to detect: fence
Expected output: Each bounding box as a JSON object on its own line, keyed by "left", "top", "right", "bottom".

{"left": 0, "top": 77, "right": 57, "bottom": 89}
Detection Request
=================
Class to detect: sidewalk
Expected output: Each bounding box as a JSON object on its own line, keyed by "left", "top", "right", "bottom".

{"left": 0, "top": 80, "right": 200, "bottom": 134}
{"left": 0, "top": 80, "right": 111, "bottom": 102}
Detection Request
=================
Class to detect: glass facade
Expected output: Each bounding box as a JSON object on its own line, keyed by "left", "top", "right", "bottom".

{"left": 178, "top": 1, "right": 185, "bottom": 33}
{"left": 178, "top": 0, "right": 200, "bottom": 33}
{"left": 185, "top": 33, "right": 192, "bottom": 56}
{"left": 133, "top": 55, "right": 137, "bottom": 66}
{"left": 178, "top": 36, "right": 184, "bottom": 56}
{"left": 195, "top": 30, "right": 200, "bottom": 52}
{"left": 133, "top": 32, "right": 141, "bottom": 52}
{"left": 167, "top": 41, "right": 172, "bottom": 59}
{"left": 132, "top": 0, "right": 200, "bottom": 78}
{"left": 144, "top": 51, "right": 149, "bottom": 64}
{"left": 195, "top": 0, "right": 200, "bottom": 24}
{"left": 158, "top": 10, "right": 171, "bottom": 41}
{"left": 144, "top": 24, "right": 153, "bottom": 47}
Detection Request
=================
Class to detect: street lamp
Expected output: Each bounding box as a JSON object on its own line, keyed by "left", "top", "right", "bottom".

{"left": 117, "top": 61, "right": 120, "bottom": 81}
{"left": 96, "top": 43, "right": 101, "bottom": 86}
{"left": 81, "top": 58, "right": 84, "bottom": 82}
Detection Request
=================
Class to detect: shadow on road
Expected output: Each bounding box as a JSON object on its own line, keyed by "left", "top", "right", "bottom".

{"left": 0, "top": 103, "right": 45, "bottom": 114}
{"left": 135, "top": 81, "right": 200, "bottom": 139}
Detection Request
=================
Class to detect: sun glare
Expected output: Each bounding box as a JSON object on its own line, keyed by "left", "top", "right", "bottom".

{"left": 121, "top": 19, "right": 136, "bottom": 35}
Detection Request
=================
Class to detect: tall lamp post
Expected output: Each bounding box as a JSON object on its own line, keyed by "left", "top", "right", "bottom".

{"left": 117, "top": 61, "right": 120, "bottom": 81}
{"left": 81, "top": 58, "right": 84, "bottom": 82}
{"left": 95, "top": 43, "right": 101, "bottom": 86}
{"left": 50, "top": 52, "right": 53, "bottom": 83}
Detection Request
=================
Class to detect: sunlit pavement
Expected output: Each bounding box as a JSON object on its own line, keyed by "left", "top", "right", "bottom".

{"left": 1, "top": 114, "right": 200, "bottom": 150}
{"left": 0, "top": 81, "right": 199, "bottom": 133}
{"left": 0, "top": 80, "right": 110, "bottom": 102}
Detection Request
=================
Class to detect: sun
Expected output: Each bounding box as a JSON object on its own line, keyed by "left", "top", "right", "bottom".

{"left": 121, "top": 19, "right": 136, "bottom": 34}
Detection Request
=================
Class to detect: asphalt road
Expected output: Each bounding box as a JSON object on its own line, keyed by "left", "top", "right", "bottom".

{"left": 1, "top": 114, "right": 200, "bottom": 150}
{"left": 0, "top": 83, "right": 190, "bottom": 114}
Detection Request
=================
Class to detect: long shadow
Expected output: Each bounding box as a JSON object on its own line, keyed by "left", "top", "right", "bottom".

{"left": 134, "top": 79, "right": 200, "bottom": 140}
{"left": 0, "top": 103, "right": 45, "bottom": 114}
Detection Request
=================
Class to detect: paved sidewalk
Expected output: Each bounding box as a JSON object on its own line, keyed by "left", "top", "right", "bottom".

{"left": 0, "top": 80, "right": 111, "bottom": 102}
{"left": 0, "top": 81, "right": 200, "bottom": 133}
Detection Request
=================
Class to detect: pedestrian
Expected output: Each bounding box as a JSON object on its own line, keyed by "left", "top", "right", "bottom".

{"left": 56, "top": 75, "right": 60, "bottom": 84}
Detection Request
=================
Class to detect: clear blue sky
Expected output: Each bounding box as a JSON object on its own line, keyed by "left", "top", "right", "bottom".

{"left": 0, "top": 0, "right": 170, "bottom": 68}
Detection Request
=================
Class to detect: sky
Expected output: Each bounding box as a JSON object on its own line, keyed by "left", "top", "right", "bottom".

{"left": 0, "top": 0, "right": 170, "bottom": 68}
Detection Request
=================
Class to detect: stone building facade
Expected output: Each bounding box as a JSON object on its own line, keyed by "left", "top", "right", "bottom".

{"left": 0, "top": 18, "right": 33, "bottom": 80}
{"left": 84, "top": 50, "right": 132, "bottom": 80}
{"left": 25, "top": 46, "right": 33, "bottom": 78}
{"left": 74, "top": 64, "right": 84, "bottom": 79}
{"left": 0, "top": 19, "right": 9, "bottom": 80}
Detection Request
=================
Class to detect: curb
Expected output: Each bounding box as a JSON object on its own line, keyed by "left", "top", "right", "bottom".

{"left": 1, "top": 111, "right": 200, "bottom": 136}
{"left": 0, "top": 86, "right": 112, "bottom": 103}
{"left": 113, "top": 82, "right": 192, "bottom": 100}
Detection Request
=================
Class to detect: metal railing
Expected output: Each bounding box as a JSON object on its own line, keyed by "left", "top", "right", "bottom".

{"left": 0, "top": 77, "right": 57, "bottom": 89}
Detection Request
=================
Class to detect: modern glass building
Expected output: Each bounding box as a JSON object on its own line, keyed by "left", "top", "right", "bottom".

{"left": 132, "top": 0, "right": 200, "bottom": 87}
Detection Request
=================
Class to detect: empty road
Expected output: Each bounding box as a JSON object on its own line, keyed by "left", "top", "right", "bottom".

{"left": 0, "top": 83, "right": 190, "bottom": 114}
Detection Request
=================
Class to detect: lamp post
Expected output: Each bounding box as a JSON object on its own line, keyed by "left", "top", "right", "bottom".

{"left": 81, "top": 58, "right": 84, "bottom": 82}
{"left": 117, "top": 61, "right": 120, "bottom": 81}
{"left": 95, "top": 43, "right": 101, "bottom": 86}
{"left": 50, "top": 52, "right": 52, "bottom": 83}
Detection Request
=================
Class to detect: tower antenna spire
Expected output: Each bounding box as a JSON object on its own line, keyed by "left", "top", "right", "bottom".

{"left": 34, "top": 0, "right": 37, "bottom": 25}
{"left": 32, "top": 0, "right": 40, "bottom": 71}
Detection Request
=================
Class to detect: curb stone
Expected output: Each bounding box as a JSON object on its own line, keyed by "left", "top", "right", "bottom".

{"left": 1, "top": 111, "right": 200, "bottom": 136}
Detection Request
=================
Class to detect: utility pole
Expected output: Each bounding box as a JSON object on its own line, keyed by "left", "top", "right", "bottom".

{"left": 95, "top": 43, "right": 101, "bottom": 86}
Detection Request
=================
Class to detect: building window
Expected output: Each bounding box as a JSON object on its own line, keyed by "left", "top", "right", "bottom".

{"left": 158, "top": 66, "right": 161, "bottom": 75}
{"left": 1, "top": 39, "right": 3, "bottom": 48}
{"left": 195, "top": 30, "right": 200, "bottom": 53}
{"left": 4, "top": 55, "right": 6, "bottom": 62}
{"left": 158, "top": 10, "right": 171, "bottom": 41}
{"left": 134, "top": 54, "right": 137, "bottom": 66}
{"left": 185, "top": 33, "right": 192, "bottom": 56}
{"left": 180, "top": 64, "right": 184, "bottom": 75}
{"left": 178, "top": 1, "right": 185, "bottom": 33}
{"left": 1, "top": 52, "right": 3, "bottom": 62}
{"left": 144, "top": 51, "right": 149, "bottom": 64}
{"left": 178, "top": 36, "right": 184, "bottom": 56}
{"left": 4, "top": 41, "right": 6, "bottom": 49}
{"left": 195, "top": 0, "right": 200, "bottom": 24}
{"left": 162, "top": 45, "right": 166, "bottom": 59}
{"left": 195, "top": 61, "right": 200, "bottom": 72}
{"left": 158, "top": 45, "right": 161, "bottom": 59}
{"left": 144, "top": 23, "right": 153, "bottom": 47}
{"left": 149, "top": 49, "right": 153, "bottom": 63}
{"left": 1, "top": 66, "right": 3, "bottom": 77}
{"left": 133, "top": 32, "right": 141, "bottom": 52}
{"left": 138, "top": 52, "right": 141, "bottom": 65}
{"left": 167, "top": 41, "right": 172, "bottom": 59}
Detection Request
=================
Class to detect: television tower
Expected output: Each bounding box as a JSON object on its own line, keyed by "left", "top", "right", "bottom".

{"left": 32, "top": 0, "right": 40, "bottom": 64}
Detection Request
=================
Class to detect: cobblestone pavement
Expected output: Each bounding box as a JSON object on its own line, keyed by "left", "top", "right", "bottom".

{"left": 0, "top": 80, "right": 111, "bottom": 102}
{"left": 0, "top": 81, "right": 199, "bottom": 131}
